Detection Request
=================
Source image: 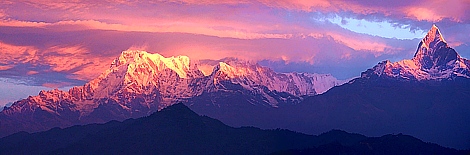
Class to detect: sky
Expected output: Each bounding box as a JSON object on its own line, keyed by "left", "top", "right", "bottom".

{"left": 0, "top": 0, "right": 470, "bottom": 107}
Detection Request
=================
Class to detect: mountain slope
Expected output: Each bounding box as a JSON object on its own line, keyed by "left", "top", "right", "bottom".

{"left": 189, "top": 25, "right": 470, "bottom": 149}
{"left": 0, "top": 104, "right": 464, "bottom": 155}
{"left": 0, "top": 103, "right": 317, "bottom": 155}
{"left": 293, "top": 78, "right": 470, "bottom": 149}
{"left": 0, "top": 50, "right": 344, "bottom": 138}
{"left": 286, "top": 25, "right": 470, "bottom": 149}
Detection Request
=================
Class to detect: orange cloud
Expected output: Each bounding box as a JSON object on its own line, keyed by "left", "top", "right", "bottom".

{"left": 0, "top": 65, "right": 13, "bottom": 70}
{"left": 1, "top": 0, "right": 465, "bottom": 84}
{"left": 0, "top": 41, "right": 112, "bottom": 81}
{"left": 0, "top": 19, "right": 294, "bottom": 40}
{"left": 42, "top": 82, "right": 72, "bottom": 88}
{"left": 259, "top": 0, "right": 332, "bottom": 11}
{"left": 0, "top": 19, "right": 48, "bottom": 27}
{"left": 404, "top": 7, "right": 445, "bottom": 22}
{"left": 26, "top": 71, "right": 39, "bottom": 75}
{"left": 18, "top": 0, "right": 96, "bottom": 14}
{"left": 0, "top": 42, "right": 38, "bottom": 63}
{"left": 43, "top": 45, "right": 112, "bottom": 81}
{"left": 403, "top": 0, "right": 468, "bottom": 22}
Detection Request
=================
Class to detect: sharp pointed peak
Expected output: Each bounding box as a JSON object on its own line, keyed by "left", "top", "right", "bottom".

{"left": 412, "top": 24, "right": 451, "bottom": 59}
{"left": 411, "top": 24, "right": 460, "bottom": 69}
{"left": 423, "top": 24, "right": 446, "bottom": 45}
{"left": 214, "top": 62, "right": 235, "bottom": 73}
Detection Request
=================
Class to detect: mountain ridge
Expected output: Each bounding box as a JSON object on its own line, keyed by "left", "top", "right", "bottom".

{"left": 0, "top": 103, "right": 465, "bottom": 155}
{"left": 1, "top": 24, "right": 469, "bottom": 150}
{"left": 0, "top": 50, "right": 345, "bottom": 137}
{"left": 186, "top": 25, "right": 470, "bottom": 149}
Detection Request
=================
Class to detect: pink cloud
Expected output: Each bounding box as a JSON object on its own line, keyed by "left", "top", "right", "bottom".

{"left": 0, "top": 41, "right": 112, "bottom": 82}
{"left": 0, "top": 0, "right": 468, "bottom": 86}
{"left": 0, "top": 42, "right": 38, "bottom": 64}
{"left": 0, "top": 10, "right": 6, "bottom": 19}
{"left": 41, "top": 82, "right": 73, "bottom": 88}
{"left": 404, "top": 7, "right": 445, "bottom": 22}
{"left": 0, "top": 19, "right": 294, "bottom": 40}
{"left": 258, "top": 0, "right": 333, "bottom": 11}
{"left": 403, "top": 0, "right": 469, "bottom": 22}
{"left": 5, "top": 0, "right": 470, "bottom": 25}
{"left": 0, "top": 65, "right": 13, "bottom": 70}
{"left": 42, "top": 45, "right": 113, "bottom": 81}
{"left": 326, "top": 33, "right": 399, "bottom": 56}
{"left": 0, "top": 25, "right": 420, "bottom": 87}
{"left": 26, "top": 70, "right": 38, "bottom": 75}
{"left": 0, "top": 19, "right": 48, "bottom": 27}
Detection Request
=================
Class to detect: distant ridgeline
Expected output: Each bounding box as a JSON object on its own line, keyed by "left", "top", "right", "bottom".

{"left": 1, "top": 25, "right": 469, "bottom": 150}
{"left": 0, "top": 103, "right": 466, "bottom": 155}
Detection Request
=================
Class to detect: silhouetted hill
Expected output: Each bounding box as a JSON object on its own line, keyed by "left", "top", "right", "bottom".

{"left": 0, "top": 103, "right": 465, "bottom": 155}
{"left": 187, "top": 77, "right": 470, "bottom": 150}
{"left": 0, "top": 103, "right": 318, "bottom": 154}
{"left": 272, "top": 133, "right": 465, "bottom": 155}
{"left": 289, "top": 77, "right": 470, "bottom": 149}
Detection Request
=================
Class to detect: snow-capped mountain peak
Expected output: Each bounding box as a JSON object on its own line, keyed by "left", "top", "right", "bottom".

{"left": 361, "top": 25, "right": 470, "bottom": 80}
{"left": 216, "top": 62, "right": 246, "bottom": 78}
{"left": 111, "top": 50, "right": 192, "bottom": 79}
{"left": 412, "top": 24, "right": 459, "bottom": 70}
{"left": 83, "top": 50, "right": 201, "bottom": 101}
{"left": 0, "top": 50, "right": 346, "bottom": 137}
{"left": 417, "top": 24, "right": 446, "bottom": 49}
{"left": 210, "top": 59, "right": 346, "bottom": 98}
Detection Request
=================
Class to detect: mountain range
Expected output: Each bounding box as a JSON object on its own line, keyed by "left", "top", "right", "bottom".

{"left": 0, "top": 49, "right": 344, "bottom": 137}
{"left": 176, "top": 24, "right": 470, "bottom": 149}
{"left": 1, "top": 24, "right": 469, "bottom": 150}
{"left": 0, "top": 103, "right": 466, "bottom": 155}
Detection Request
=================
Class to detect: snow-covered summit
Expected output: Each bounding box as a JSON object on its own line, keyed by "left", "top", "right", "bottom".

{"left": 0, "top": 49, "right": 346, "bottom": 137}
{"left": 65, "top": 50, "right": 204, "bottom": 110}
{"left": 3, "top": 49, "right": 345, "bottom": 115}
{"left": 412, "top": 24, "right": 459, "bottom": 70}
{"left": 85, "top": 50, "right": 343, "bottom": 106}
{"left": 416, "top": 24, "right": 446, "bottom": 50}
{"left": 210, "top": 58, "right": 345, "bottom": 96}
{"left": 111, "top": 50, "right": 195, "bottom": 78}
{"left": 361, "top": 25, "right": 470, "bottom": 80}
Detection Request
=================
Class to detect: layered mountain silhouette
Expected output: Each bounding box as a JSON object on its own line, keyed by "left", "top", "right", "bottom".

{"left": 0, "top": 24, "right": 469, "bottom": 150}
{"left": 0, "top": 103, "right": 465, "bottom": 155}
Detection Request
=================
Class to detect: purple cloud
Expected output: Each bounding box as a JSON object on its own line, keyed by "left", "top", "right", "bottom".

{"left": 0, "top": 0, "right": 467, "bottom": 88}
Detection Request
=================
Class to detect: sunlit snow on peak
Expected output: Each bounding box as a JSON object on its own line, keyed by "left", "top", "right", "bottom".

{"left": 114, "top": 50, "right": 192, "bottom": 79}
{"left": 421, "top": 24, "right": 446, "bottom": 48}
